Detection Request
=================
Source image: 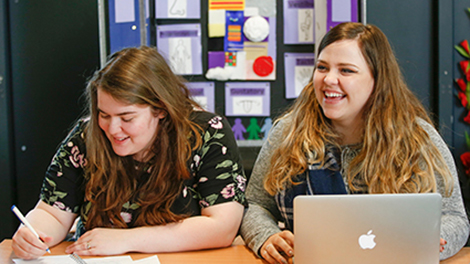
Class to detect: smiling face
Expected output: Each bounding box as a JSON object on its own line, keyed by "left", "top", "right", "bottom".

{"left": 314, "top": 39, "right": 375, "bottom": 131}
{"left": 97, "top": 89, "right": 165, "bottom": 161}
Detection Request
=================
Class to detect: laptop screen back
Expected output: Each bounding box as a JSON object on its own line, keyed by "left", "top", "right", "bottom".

{"left": 293, "top": 193, "right": 442, "bottom": 264}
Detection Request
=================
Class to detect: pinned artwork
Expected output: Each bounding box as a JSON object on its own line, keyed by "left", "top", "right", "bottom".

{"left": 232, "top": 117, "right": 269, "bottom": 141}
{"left": 225, "top": 82, "right": 270, "bottom": 116}
{"left": 246, "top": 118, "right": 261, "bottom": 140}
{"left": 209, "top": 0, "right": 245, "bottom": 10}
{"left": 208, "top": 9, "right": 226, "bottom": 37}
{"left": 284, "top": 53, "right": 315, "bottom": 98}
{"left": 208, "top": 0, "right": 245, "bottom": 37}
{"left": 206, "top": 0, "right": 277, "bottom": 81}
{"left": 156, "top": 0, "right": 201, "bottom": 19}
{"left": 232, "top": 118, "right": 246, "bottom": 140}
{"left": 243, "top": 15, "right": 270, "bottom": 42}
{"left": 169, "top": 38, "right": 193, "bottom": 74}
{"left": 253, "top": 56, "right": 274, "bottom": 77}
{"left": 224, "top": 11, "right": 245, "bottom": 51}
{"left": 283, "top": 0, "right": 314, "bottom": 44}
{"left": 225, "top": 52, "right": 237, "bottom": 66}
{"left": 298, "top": 8, "right": 314, "bottom": 43}
{"left": 156, "top": 24, "right": 202, "bottom": 75}
{"left": 187, "top": 82, "right": 215, "bottom": 112}
{"left": 260, "top": 117, "right": 273, "bottom": 140}
{"left": 208, "top": 51, "right": 226, "bottom": 69}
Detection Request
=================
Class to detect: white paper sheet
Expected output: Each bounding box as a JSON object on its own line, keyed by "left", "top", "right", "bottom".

{"left": 133, "top": 255, "right": 161, "bottom": 263}
{"left": 14, "top": 255, "right": 134, "bottom": 264}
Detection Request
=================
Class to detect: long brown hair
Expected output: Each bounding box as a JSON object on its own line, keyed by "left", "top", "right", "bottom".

{"left": 83, "top": 46, "right": 202, "bottom": 229}
{"left": 264, "top": 22, "right": 453, "bottom": 196}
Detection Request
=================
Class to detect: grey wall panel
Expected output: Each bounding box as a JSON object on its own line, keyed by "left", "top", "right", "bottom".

{"left": 367, "top": 1, "right": 470, "bottom": 238}
{"left": 0, "top": 0, "right": 15, "bottom": 241}
{"left": 8, "top": 0, "right": 99, "bottom": 222}
{"left": 367, "top": 0, "right": 435, "bottom": 114}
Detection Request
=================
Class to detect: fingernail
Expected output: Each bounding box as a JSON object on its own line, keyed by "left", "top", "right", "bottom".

{"left": 282, "top": 260, "right": 288, "bottom": 264}
{"left": 289, "top": 250, "right": 293, "bottom": 256}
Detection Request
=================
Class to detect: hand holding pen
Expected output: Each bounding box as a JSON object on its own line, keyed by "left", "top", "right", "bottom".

{"left": 11, "top": 205, "right": 52, "bottom": 256}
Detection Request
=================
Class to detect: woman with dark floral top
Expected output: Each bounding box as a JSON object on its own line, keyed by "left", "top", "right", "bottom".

{"left": 12, "top": 46, "right": 247, "bottom": 260}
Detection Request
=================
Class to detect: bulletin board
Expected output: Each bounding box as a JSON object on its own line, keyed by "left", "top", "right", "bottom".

{"left": 104, "top": 0, "right": 361, "bottom": 144}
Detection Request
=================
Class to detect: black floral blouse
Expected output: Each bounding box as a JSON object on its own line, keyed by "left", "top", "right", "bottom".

{"left": 40, "top": 111, "right": 247, "bottom": 239}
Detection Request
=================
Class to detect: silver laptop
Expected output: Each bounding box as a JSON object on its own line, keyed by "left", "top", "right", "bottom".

{"left": 293, "top": 193, "right": 442, "bottom": 264}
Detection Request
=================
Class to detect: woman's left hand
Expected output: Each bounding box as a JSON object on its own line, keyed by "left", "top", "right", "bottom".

{"left": 65, "top": 228, "right": 130, "bottom": 256}
{"left": 440, "top": 238, "right": 447, "bottom": 253}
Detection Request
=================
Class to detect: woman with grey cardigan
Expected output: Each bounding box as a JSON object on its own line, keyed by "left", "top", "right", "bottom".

{"left": 240, "top": 22, "right": 469, "bottom": 264}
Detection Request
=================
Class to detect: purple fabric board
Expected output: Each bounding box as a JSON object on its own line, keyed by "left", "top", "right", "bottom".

{"left": 283, "top": 0, "right": 314, "bottom": 44}
{"left": 225, "top": 82, "right": 270, "bottom": 117}
{"left": 156, "top": 0, "right": 201, "bottom": 19}
{"left": 208, "top": 51, "right": 226, "bottom": 69}
{"left": 156, "top": 23, "right": 202, "bottom": 75}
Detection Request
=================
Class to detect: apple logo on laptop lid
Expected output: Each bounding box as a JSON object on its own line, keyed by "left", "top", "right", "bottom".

{"left": 358, "top": 230, "right": 376, "bottom": 249}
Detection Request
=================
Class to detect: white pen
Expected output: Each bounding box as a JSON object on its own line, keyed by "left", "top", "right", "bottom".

{"left": 11, "top": 205, "right": 51, "bottom": 254}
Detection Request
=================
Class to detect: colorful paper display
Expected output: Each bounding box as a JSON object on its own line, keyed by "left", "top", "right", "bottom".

{"left": 209, "top": 0, "right": 245, "bottom": 10}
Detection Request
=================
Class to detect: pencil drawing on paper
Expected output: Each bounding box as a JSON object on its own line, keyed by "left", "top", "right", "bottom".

{"left": 169, "top": 0, "right": 186, "bottom": 17}
{"left": 169, "top": 38, "right": 192, "bottom": 74}
{"left": 233, "top": 97, "right": 263, "bottom": 115}
{"left": 299, "top": 9, "right": 313, "bottom": 42}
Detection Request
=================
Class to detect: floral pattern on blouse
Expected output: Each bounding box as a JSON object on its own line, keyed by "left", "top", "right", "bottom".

{"left": 40, "top": 111, "right": 247, "bottom": 238}
{"left": 188, "top": 115, "right": 246, "bottom": 208}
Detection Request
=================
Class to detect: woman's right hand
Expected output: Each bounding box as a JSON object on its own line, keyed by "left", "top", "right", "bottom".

{"left": 12, "top": 226, "right": 52, "bottom": 260}
{"left": 260, "top": 230, "right": 295, "bottom": 264}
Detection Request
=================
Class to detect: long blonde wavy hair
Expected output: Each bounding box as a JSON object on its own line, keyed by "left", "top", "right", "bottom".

{"left": 264, "top": 22, "right": 453, "bottom": 196}
{"left": 83, "top": 46, "right": 202, "bottom": 230}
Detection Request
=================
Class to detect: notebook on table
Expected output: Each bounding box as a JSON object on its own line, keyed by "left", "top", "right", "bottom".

{"left": 293, "top": 193, "right": 442, "bottom": 264}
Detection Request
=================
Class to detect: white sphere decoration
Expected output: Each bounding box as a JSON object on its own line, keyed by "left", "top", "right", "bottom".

{"left": 243, "top": 15, "right": 270, "bottom": 42}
